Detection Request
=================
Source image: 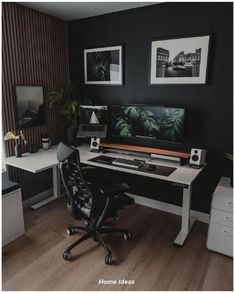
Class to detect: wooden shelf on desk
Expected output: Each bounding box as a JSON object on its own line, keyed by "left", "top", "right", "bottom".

{"left": 100, "top": 143, "right": 190, "bottom": 159}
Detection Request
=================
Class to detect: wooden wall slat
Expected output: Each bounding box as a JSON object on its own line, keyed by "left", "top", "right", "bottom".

{"left": 2, "top": 3, "right": 69, "bottom": 200}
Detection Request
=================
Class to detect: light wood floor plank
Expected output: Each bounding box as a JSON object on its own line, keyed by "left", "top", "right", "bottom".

{"left": 2, "top": 197, "right": 233, "bottom": 291}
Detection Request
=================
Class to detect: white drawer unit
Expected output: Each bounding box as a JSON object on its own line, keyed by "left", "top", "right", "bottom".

{"left": 207, "top": 222, "right": 233, "bottom": 257}
{"left": 207, "top": 177, "right": 233, "bottom": 257}
{"left": 212, "top": 186, "right": 233, "bottom": 212}
{"left": 210, "top": 208, "right": 233, "bottom": 227}
{"left": 2, "top": 180, "right": 25, "bottom": 246}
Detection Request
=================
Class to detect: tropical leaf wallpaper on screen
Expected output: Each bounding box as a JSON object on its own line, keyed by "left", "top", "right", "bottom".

{"left": 112, "top": 106, "right": 184, "bottom": 142}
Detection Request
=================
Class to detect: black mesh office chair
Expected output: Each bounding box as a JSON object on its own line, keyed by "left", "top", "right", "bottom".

{"left": 57, "top": 142, "right": 134, "bottom": 264}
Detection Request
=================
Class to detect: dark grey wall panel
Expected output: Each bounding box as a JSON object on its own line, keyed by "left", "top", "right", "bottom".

{"left": 68, "top": 2, "right": 233, "bottom": 213}
{"left": 2, "top": 3, "right": 69, "bottom": 200}
{"left": 68, "top": 2, "right": 233, "bottom": 153}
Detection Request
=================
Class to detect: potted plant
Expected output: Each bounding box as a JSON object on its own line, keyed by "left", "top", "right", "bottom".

{"left": 49, "top": 81, "right": 79, "bottom": 145}
{"left": 4, "top": 130, "right": 27, "bottom": 157}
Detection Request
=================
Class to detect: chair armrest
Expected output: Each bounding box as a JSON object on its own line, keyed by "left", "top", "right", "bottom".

{"left": 100, "top": 183, "right": 130, "bottom": 197}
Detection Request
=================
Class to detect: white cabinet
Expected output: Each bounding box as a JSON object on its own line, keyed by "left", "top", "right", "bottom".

{"left": 2, "top": 188, "right": 25, "bottom": 246}
{"left": 207, "top": 177, "right": 233, "bottom": 257}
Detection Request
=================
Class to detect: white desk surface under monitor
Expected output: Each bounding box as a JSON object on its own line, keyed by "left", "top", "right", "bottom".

{"left": 4, "top": 144, "right": 203, "bottom": 185}
{"left": 78, "top": 145, "right": 204, "bottom": 187}
{"left": 3, "top": 143, "right": 206, "bottom": 245}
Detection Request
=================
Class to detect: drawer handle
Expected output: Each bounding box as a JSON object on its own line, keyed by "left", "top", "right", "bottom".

{"left": 225, "top": 216, "right": 232, "bottom": 222}
{"left": 223, "top": 230, "right": 233, "bottom": 237}
{"left": 226, "top": 201, "right": 233, "bottom": 206}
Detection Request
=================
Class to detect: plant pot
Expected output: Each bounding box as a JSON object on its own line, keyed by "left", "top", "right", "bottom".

{"left": 66, "top": 128, "right": 77, "bottom": 145}
{"left": 15, "top": 144, "right": 22, "bottom": 157}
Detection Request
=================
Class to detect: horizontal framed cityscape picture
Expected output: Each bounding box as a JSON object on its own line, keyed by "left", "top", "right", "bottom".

{"left": 84, "top": 45, "right": 123, "bottom": 85}
{"left": 14, "top": 85, "right": 45, "bottom": 128}
{"left": 150, "top": 35, "right": 210, "bottom": 84}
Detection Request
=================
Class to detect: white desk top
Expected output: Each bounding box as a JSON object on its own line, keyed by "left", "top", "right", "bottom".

{"left": 4, "top": 144, "right": 205, "bottom": 185}
{"left": 78, "top": 145, "right": 204, "bottom": 186}
{"left": 3, "top": 146, "right": 59, "bottom": 173}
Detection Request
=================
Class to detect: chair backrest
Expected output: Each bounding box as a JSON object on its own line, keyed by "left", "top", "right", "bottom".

{"left": 57, "top": 142, "right": 93, "bottom": 219}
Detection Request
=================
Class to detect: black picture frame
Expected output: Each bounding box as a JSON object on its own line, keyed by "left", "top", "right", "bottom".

{"left": 84, "top": 45, "right": 123, "bottom": 85}
{"left": 149, "top": 34, "right": 211, "bottom": 85}
{"left": 14, "top": 85, "right": 45, "bottom": 128}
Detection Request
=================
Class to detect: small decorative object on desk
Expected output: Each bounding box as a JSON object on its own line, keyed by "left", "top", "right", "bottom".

{"left": 41, "top": 133, "right": 51, "bottom": 150}
{"left": 4, "top": 130, "right": 27, "bottom": 157}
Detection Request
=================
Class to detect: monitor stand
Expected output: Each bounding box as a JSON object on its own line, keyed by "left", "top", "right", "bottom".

{"left": 90, "top": 137, "right": 101, "bottom": 152}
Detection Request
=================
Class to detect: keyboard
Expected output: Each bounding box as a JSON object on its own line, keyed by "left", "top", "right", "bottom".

{"left": 112, "top": 158, "right": 144, "bottom": 169}
{"left": 82, "top": 125, "right": 104, "bottom": 132}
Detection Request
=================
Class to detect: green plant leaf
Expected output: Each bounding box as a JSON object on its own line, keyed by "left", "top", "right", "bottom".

{"left": 160, "top": 109, "right": 184, "bottom": 142}
{"left": 49, "top": 91, "right": 63, "bottom": 107}
{"left": 123, "top": 106, "right": 140, "bottom": 121}
{"left": 49, "top": 82, "right": 80, "bottom": 128}
{"left": 139, "top": 111, "right": 160, "bottom": 136}
{"left": 114, "top": 117, "right": 132, "bottom": 136}
{"left": 224, "top": 153, "right": 233, "bottom": 161}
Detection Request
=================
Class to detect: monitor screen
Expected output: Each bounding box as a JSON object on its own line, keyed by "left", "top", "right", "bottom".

{"left": 77, "top": 105, "right": 108, "bottom": 138}
{"left": 111, "top": 105, "right": 185, "bottom": 143}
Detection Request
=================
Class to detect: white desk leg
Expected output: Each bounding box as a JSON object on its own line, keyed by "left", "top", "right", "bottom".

{"left": 30, "top": 165, "right": 62, "bottom": 210}
{"left": 52, "top": 165, "right": 60, "bottom": 198}
{"left": 174, "top": 184, "right": 195, "bottom": 246}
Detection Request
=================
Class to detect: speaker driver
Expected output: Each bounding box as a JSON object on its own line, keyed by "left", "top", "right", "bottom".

{"left": 192, "top": 155, "right": 199, "bottom": 162}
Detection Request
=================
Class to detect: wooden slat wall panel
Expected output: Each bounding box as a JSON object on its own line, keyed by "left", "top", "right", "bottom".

{"left": 2, "top": 3, "right": 69, "bottom": 200}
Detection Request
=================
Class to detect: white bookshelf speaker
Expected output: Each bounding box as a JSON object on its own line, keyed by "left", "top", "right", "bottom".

{"left": 90, "top": 138, "right": 100, "bottom": 152}
{"left": 189, "top": 148, "right": 207, "bottom": 167}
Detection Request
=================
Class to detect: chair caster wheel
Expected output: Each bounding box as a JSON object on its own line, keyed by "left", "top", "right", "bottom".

{"left": 105, "top": 254, "right": 112, "bottom": 265}
{"left": 123, "top": 232, "right": 131, "bottom": 241}
{"left": 63, "top": 250, "right": 72, "bottom": 261}
{"left": 67, "top": 228, "right": 75, "bottom": 235}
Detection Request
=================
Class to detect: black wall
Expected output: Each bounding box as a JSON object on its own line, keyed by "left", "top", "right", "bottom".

{"left": 68, "top": 2, "right": 233, "bottom": 213}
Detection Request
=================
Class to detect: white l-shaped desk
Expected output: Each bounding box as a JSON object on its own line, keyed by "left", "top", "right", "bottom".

{"left": 4, "top": 144, "right": 205, "bottom": 246}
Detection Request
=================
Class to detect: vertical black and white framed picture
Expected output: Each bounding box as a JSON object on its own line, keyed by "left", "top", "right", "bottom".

{"left": 15, "top": 85, "right": 45, "bottom": 128}
{"left": 84, "top": 45, "right": 123, "bottom": 85}
{"left": 150, "top": 35, "right": 210, "bottom": 84}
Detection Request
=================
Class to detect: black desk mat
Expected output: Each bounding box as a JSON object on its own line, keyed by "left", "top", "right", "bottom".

{"left": 89, "top": 155, "right": 177, "bottom": 177}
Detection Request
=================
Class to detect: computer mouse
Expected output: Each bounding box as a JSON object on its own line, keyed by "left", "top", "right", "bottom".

{"left": 147, "top": 164, "right": 156, "bottom": 171}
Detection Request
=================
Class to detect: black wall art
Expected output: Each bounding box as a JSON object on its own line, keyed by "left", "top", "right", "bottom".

{"left": 84, "top": 46, "right": 123, "bottom": 85}
{"left": 14, "top": 85, "right": 45, "bottom": 128}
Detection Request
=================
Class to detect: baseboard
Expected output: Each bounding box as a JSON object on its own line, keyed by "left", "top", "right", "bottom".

{"left": 127, "top": 193, "right": 210, "bottom": 224}
{"left": 23, "top": 188, "right": 53, "bottom": 208}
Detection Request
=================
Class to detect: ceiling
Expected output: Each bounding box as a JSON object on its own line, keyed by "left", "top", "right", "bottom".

{"left": 20, "top": 2, "right": 158, "bottom": 21}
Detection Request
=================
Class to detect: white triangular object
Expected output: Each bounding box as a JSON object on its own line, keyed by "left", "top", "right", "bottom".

{"left": 89, "top": 111, "right": 99, "bottom": 124}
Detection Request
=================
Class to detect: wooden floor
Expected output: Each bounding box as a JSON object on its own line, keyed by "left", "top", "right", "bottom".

{"left": 2, "top": 197, "right": 233, "bottom": 291}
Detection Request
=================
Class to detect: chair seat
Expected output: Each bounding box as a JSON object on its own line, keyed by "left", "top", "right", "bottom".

{"left": 80, "top": 194, "right": 135, "bottom": 220}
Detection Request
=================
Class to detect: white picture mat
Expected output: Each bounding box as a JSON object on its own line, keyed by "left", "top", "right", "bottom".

{"left": 84, "top": 45, "right": 122, "bottom": 85}
{"left": 150, "top": 35, "right": 210, "bottom": 84}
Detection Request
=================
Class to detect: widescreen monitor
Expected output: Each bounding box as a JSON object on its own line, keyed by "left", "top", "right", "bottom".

{"left": 77, "top": 105, "right": 108, "bottom": 138}
{"left": 111, "top": 105, "right": 185, "bottom": 143}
